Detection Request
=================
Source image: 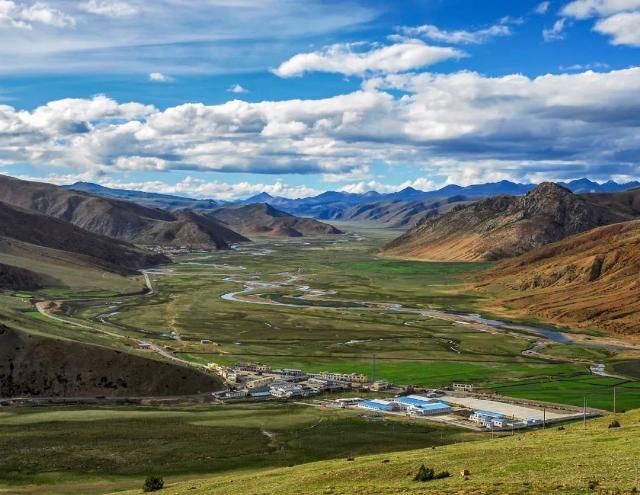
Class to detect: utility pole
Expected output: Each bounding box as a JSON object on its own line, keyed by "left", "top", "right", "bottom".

{"left": 613, "top": 387, "right": 617, "bottom": 416}
{"left": 583, "top": 397, "right": 587, "bottom": 429}
{"left": 543, "top": 407, "right": 546, "bottom": 430}
{"left": 371, "top": 353, "right": 376, "bottom": 383}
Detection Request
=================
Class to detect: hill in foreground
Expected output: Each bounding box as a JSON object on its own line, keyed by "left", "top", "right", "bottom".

{"left": 0, "top": 175, "right": 248, "bottom": 249}
{"left": 116, "top": 408, "right": 640, "bottom": 495}
{"left": 209, "top": 203, "right": 343, "bottom": 238}
{"left": 384, "top": 183, "right": 625, "bottom": 261}
{"left": 477, "top": 219, "right": 640, "bottom": 337}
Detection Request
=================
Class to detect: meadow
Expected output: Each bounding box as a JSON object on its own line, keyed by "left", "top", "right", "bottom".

{"left": 116, "top": 407, "right": 640, "bottom": 495}
{"left": 0, "top": 402, "right": 478, "bottom": 495}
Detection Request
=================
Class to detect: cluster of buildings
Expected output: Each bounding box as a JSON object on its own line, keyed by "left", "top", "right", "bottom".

{"left": 469, "top": 410, "right": 542, "bottom": 429}
{"left": 209, "top": 362, "right": 392, "bottom": 400}
{"left": 357, "top": 394, "right": 451, "bottom": 416}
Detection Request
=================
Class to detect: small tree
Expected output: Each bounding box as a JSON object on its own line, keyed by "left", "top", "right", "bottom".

{"left": 143, "top": 476, "right": 164, "bottom": 492}
{"left": 414, "top": 464, "right": 435, "bottom": 482}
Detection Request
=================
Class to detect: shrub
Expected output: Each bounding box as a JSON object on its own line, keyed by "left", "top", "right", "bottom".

{"left": 414, "top": 464, "right": 435, "bottom": 482}
{"left": 414, "top": 465, "right": 451, "bottom": 482}
{"left": 143, "top": 476, "right": 164, "bottom": 492}
{"left": 608, "top": 420, "right": 621, "bottom": 428}
{"left": 588, "top": 480, "right": 599, "bottom": 491}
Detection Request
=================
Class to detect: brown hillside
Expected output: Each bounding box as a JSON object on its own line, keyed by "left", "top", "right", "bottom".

{"left": 384, "top": 183, "right": 626, "bottom": 261}
{"left": 477, "top": 219, "right": 640, "bottom": 336}
{"left": 210, "top": 203, "right": 343, "bottom": 238}
{"left": 339, "top": 196, "right": 473, "bottom": 227}
{"left": 0, "top": 175, "right": 248, "bottom": 249}
{"left": 0, "top": 325, "right": 224, "bottom": 397}
{"left": 0, "top": 200, "right": 166, "bottom": 274}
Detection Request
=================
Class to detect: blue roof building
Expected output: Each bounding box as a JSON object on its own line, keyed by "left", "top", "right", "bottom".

{"left": 358, "top": 399, "right": 396, "bottom": 412}
{"left": 394, "top": 396, "right": 452, "bottom": 416}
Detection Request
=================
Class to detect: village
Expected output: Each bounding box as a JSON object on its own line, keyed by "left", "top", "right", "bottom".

{"left": 208, "top": 362, "right": 597, "bottom": 431}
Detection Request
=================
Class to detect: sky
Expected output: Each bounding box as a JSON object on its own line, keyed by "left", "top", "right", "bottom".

{"left": 0, "top": 0, "right": 639, "bottom": 200}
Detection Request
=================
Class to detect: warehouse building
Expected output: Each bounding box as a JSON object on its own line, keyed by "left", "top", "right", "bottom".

{"left": 358, "top": 399, "right": 398, "bottom": 412}
{"left": 394, "top": 395, "right": 452, "bottom": 416}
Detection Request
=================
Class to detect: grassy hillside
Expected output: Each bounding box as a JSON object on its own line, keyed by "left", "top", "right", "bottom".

{"left": 0, "top": 403, "right": 478, "bottom": 495}
{"left": 117, "top": 408, "right": 640, "bottom": 495}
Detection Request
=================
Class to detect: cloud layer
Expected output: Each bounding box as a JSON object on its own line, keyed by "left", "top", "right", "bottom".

{"left": 0, "top": 0, "right": 378, "bottom": 74}
{"left": 2, "top": 68, "right": 640, "bottom": 185}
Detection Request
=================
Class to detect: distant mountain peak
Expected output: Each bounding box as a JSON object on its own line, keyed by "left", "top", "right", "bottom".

{"left": 528, "top": 181, "right": 573, "bottom": 197}
{"left": 246, "top": 192, "right": 273, "bottom": 202}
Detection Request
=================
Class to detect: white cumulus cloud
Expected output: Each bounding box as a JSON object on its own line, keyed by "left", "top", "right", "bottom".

{"left": 0, "top": 0, "right": 74, "bottom": 29}
{"left": 2, "top": 69, "right": 640, "bottom": 186}
{"left": 227, "top": 84, "right": 248, "bottom": 94}
{"left": 594, "top": 11, "right": 640, "bottom": 45}
{"left": 561, "top": 0, "right": 640, "bottom": 45}
{"left": 149, "top": 72, "right": 174, "bottom": 82}
{"left": 273, "top": 40, "right": 465, "bottom": 77}
{"left": 399, "top": 22, "right": 512, "bottom": 45}
{"left": 562, "top": 0, "right": 640, "bottom": 18}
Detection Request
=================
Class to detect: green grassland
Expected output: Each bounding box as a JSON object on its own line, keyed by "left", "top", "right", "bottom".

{"left": 115, "top": 407, "right": 640, "bottom": 495}
{"left": 493, "top": 375, "right": 640, "bottom": 411}
{"left": 0, "top": 403, "right": 479, "bottom": 495}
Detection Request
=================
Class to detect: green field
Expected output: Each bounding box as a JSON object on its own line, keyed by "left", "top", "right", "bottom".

{"left": 116, "top": 407, "right": 640, "bottom": 495}
{"left": 492, "top": 375, "right": 640, "bottom": 411}
{"left": 0, "top": 403, "right": 478, "bottom": 494}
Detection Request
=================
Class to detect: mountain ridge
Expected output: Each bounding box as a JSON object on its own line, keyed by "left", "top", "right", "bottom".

{"left": 0, "top": 175, "right": 248, "bottom": 249}
{"left": 209, "top": 203, "right": 343, "bottom": 238}
{"left": 383, "top": 182, "right": 628, "bottom": 261}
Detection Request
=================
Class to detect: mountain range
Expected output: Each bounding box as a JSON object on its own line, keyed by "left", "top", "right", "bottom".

{"left": 240, "top": 178, "right": 640, "bottom": 225}
{"left": 68, "top": 178, "right": 640, "bottom": 229}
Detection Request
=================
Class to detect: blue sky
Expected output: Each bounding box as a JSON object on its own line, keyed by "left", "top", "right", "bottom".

{"left": 0, "top": 0, "right": 639, "bottom": 199}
